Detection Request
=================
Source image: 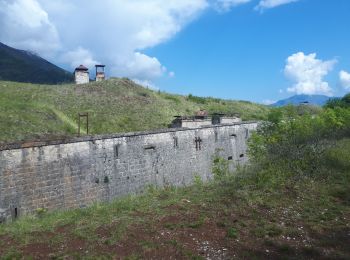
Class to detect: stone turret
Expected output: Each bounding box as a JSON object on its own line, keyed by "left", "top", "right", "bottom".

{"left": 74, "top": 65, "right": 89, "bottom": 84}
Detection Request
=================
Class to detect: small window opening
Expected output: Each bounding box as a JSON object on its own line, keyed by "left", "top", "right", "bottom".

{"left": 230, "top": 133, "right": 237, "bottom": 137}
{"left": 214, "top": 131, "right": 218, "bottom": 142}
{"left": 195, "top": 137, "right": 202, "bottom": 151}
{"left": 240, "top": 154, "right": 245, "bottom": 158}
{"left": 114, "top": 145, "right": 119, "bottom": 158}
{"left": 14, "top": 207, "right": 18, "bottom": 219}
{"left": 173, "top": 137, "right": 178, "bottom": 148}
{"left": 228, "top": 156, "right": 233, "bottom": 160}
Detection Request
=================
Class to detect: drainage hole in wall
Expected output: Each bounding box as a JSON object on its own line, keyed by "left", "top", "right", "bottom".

{"left": 144, "top": 145, "right": 156, "bottom": 151}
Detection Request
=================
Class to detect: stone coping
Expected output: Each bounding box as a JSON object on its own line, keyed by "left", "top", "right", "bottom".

{"left": 0, "top": 121, "right": 258, "bottom": 151}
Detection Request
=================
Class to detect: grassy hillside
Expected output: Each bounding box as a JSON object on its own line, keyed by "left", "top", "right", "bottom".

{"left": 0, "top": 79, "right": 269, "bottom": 143}
{"left": 0, "top": 138, "right": 349, "bottom": 259}
{"left": 0, "top": 42, "right": 73, "bottom": 84}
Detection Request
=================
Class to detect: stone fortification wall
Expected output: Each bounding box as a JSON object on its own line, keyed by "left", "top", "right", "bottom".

{"left": 181, "top": 119, "right": 212, "bottom": 128}
{"left": 0, "top": 122, "right": 257, "bottom": 222}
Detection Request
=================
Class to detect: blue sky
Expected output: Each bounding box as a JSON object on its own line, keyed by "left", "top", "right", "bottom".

{"left": 0, "top": 0, "right": 350, "bottom": 103}
{"left": 148, "top": 0, "right": 350, "bottom": 103}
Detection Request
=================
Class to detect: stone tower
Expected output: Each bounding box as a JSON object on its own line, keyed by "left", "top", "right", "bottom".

{"left": 74, "top": 65, "right": 89, "bottom": 84}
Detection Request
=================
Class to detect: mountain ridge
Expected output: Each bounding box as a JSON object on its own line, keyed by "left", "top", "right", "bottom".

{"left": 0, "top": 42, "right": 73, "bottom": 84}
{"left": 272, "top": 94, "right": 333, "bottom": 107}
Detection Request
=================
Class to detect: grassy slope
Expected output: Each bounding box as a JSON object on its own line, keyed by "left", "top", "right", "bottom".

{"left": 0, "top": 79, "right": 269, "bottom": 142}
{"left": 0, "top": 139, "right": 349, "bottom": 259}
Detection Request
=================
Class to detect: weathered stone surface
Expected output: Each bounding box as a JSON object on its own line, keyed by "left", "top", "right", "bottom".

{"left": 0, "top": 122, "right": 257, "bottom": 221}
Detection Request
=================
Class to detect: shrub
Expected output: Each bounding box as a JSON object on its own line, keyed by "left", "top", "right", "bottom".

{"left": 249, "top": 105, "right": 350, "bottom": 177}
{"left": 227, "top": 227, "right": 238, "bottom": 238}
{"left": 187, "top": 94, "right": 207, "bottom": 104}
{"left": 212, "top": 155, "right": 229, "bottom": 180}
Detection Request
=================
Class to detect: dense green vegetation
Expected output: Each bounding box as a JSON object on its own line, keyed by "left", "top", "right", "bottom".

{"left": 0, "top": 79, "right": 269, "bottom": 143}
{"left": 0, "top": 95, "right": 349, "bottom": 259}
{"left": 0, "top": 42, "right": 73, "bottom": 84}
{"left": 325, "top": 93, "right": 350, "bottom": 109}
{"left": 250, "top": 103, "right": 350, "bottom": 177}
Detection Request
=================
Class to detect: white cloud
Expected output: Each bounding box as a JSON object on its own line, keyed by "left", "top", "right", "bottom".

{"left": 60, "top": 47, "right": 100, "bottom": 70}
{"left": 132, "top": 79, "right": 159, "bottom": 90}
{"left": 214, "top": 0, "right": 252, "bottom": 12}
{"left": 262, "top": 99, "right": 276, "bottom": 105}
{"left": 169, "top": 71, "right": 175, "bottom": 78}
{"left": 47, "top": 0, "right": 208, "bottom": 83}
{"left": 0, "top": 0, "right": 302, "bottom": 84}
{"left": 255, "top": 0, "right": 299, "bottom": 11}
{"left": 0, "top": 0, "right": 60, "bottom": 58}
{"left": 339, "top": 70, "right": 350, "bottom": 90}
{"left": 284, "top": 52, "right": 336, "bottom": 96}
{"left": 0, "top": 0, "right": 208, "bottom": 83}
{"left": 110, "top": 52, "right": 166, "bottom": 81}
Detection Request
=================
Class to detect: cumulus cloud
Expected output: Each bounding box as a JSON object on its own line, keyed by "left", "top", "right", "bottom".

{"left": 110, "top": 52, "right": 166, "bottom": 81}
{"left": 0, "top": 0, "right": 60, "bottom": 58}
{"left": 284, "top": 52, "right": 336, "bottom": 96}
{"left": 132, "top": 79, "right": 159, "bottom": 90}
{"left": 45, "top": 0, "right": 208, "bottom": 82}
{"left": 339, "top": 70, "right": 350, "bottom": 90}
{"left": 255, "top": 0, "right": 299, "bottom": 11}
{"left": 0, "top": 0, "right": 300, "bottom": 84}
{"left": 60, "top": 47, "right": 100, "bottom": 70}
{"left": 0, "top": 0, "right": 208, "bottom": 83}
{"left": 213, "top": 0, "right": 252, "bottom": 12}
{"left": 262, "top": 99, "right": 276, "bottom": 105}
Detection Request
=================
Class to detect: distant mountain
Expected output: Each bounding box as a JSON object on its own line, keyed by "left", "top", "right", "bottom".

{"left": 272, "top": 94, "right": 333, "bottom": 107}
{"left": 0, "top": 42, "right": 73, "bottom": 84}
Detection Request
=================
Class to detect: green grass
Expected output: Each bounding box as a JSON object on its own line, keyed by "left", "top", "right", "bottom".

{"left": 0, "top": 79, "right": 269, "bottom": 142}
{"left": 0, "top": 139, "right": 349, "bottom": 259}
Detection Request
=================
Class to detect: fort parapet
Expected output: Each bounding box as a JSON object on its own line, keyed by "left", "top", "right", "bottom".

{"left": 0, "top": 122, "right": 257, "bottom": 222}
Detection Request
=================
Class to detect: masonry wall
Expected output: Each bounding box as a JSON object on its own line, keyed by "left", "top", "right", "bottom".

{"left": 74, "top": 71, "right": 89, "bottom": 84}
{"left": 181, "top": 119, "right": 212, "bottom": 128}
{"left": 0, "top": 122, "right": 257, "bottom": 222}
{"left": 221, "top": 117, "right": 242, "bottom": 124}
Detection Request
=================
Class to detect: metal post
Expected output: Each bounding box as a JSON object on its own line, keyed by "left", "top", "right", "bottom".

{"left": 78, "top": 115, "right": 81, "bottom": 137}
{"left": 78, "top": 113, "right": 89, "bottom": 136}
{"left": 86, "top": 113, "right": 89, "bottom": 135}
